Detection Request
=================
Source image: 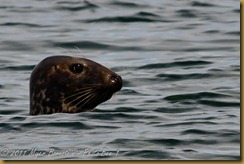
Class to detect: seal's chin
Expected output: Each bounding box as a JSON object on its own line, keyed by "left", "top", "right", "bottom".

{"left": 74, "top": 92, "right": 111, "bottom": 112}
{"left": 69, "top": 86, "right": 120, "bottom": 112}
{"left": 76, "top": 75, "right": 122, "bottom": 112}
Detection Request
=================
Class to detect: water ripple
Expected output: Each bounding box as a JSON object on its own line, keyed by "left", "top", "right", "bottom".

{"left": 50, "top": 40, "right": 144, "bottom": 51}
{"left": 156, "top": 73, "right": 212, "bottom": 81}
{"left": 164, "top": 92, "right": 230, "bottom": 102}
{"left": 84, "top": 16, "right": 162, "bottom": 23}
{"left": 0, "top": 22, "right": 51, "bottom": 28}
{"left": 109, "top": 1, "right": 148, "bottom": 8}
{"left": 0, "top": 65, "right": 35, "bottom": 71}
{"left": 181, "top": 129, "right": 217, "bottom": 135}
{"left": 124, "top": 150, "right": 173, "bottom": 159}
{"left": 198, "top": 100, "right": 240, "bottom": 107}
{"left": 55, "top": 0, "right": 99, "bottom": 11}
{"left": 190, "top": 1, "right": 216, "bottom": 7}
{"left": 176, "top": 9, "right": 198, "bottom": 18}
{"left": 20, "top": 121, "right": 92, "bottom": 130}
{"left": 139, "top": 60, "right": 212, "bottom": 69}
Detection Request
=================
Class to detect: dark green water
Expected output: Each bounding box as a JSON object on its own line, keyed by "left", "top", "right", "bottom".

{"left": 0, "top": 0, "right": 240, "bottom": 160}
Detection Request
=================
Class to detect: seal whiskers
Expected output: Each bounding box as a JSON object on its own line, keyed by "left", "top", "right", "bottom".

{"left": 63, "top": 87, "right": 94, "bottom": 102}
{"left": 65, "top": 90, "right": 93, "bottom": 105}
{"left": 75, "top": 92, "right": 98, "bottom": 111}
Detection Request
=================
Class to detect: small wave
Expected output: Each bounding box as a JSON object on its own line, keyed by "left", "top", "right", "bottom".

{"left": 190, "top": 1, "right": 216, "bottom": 7}
{"left": 163, "top": 92, "right": 239, "bottom": 107}
{"left": 0, "top": 123, "right": 21, "bottom": 132}
{"left": 1, "top": 41, "right": 35, "bottom": 51}
{"left": 176, "top": 9, "right": 198, "bottom": 18}
{"left": 109, "top": 1, "right": 147, "bottom": 8}
{"left": 51, "top": 41, "right": 117, "bottom": 49}
{"left": 139, "top": 60, "right": 212, "bottom": 69}
{"left": 164, "top": 92, "right": 230, "bottom": 102}
{"left": 156, "top": 121, "right": 217, "bottom": 128}
{"left": 0, "top": 109, "right": 23, "bottom": 115}
{"left": 0, "top": 65, "right": 35, "bottom": 71}
{"left": 181, "top": 129, "right": 217, "bottom": 135}
{"left": 156, "top": 73, "right": 212, "bottom": 81}
{"left": 118, "top": 89, "right": 141, "bottom": 95}
{"left": 182, "top": 149, "right": 197, "bottom": 153}
{"left": 146, "top": 138, "right": 184, "bottom": 146}
{"left": 154, "top": 107, "right": 196, "bottom": 113}
{"left": 187, "top": 139, "right": 218, "bottom": 145}
{"left": 97, "top": 112, "right": 158, "bottom": 120}
{"left": 232, "top": 9, "right": 240, "bottom": 13}
{"left": 0, "top": 22, "right": 50, "bottom": 28}
{"left": 84, "top": 16, "right": 160, "bottom": 23}
{"left": 96, "top": 107, "right": 141, "bottom": 113}
{"left": 0, "top": 97, "right": 20, "bottom": 102}
{"left": 9, "top": 116, "right": 27, "bottom": 121}
{"left": 84, "top": 113, "right": 115, "bottom": 121}
{"left": 198, "top": 100, "right": 240, "bottom": 107}
{"left": 20, "top": 121, "right": 92, "bottom": 130}
{"left": 203, "top": 30, "right": 220, "bottom": 34}
{"left": 83, "top": 11, "right": 173, "bottom": 23}
{"left": 209, "top": 39, "right": 239, "bottom": 43}
{"left": 50, "top": 40, "right": 145, "bottom": 51}
{"left": 187, "top": 116, "right": 218, "bottom": 121}
{"left": 181, "top": 47, "right": 235, "bottom": 52}
{"left": 135, "top": 11, "right": 160, "bottom": 17}
{"left": 0, "top": 6, "right": 15, "bottom": 9}
{"left": 124, "top": 150, "right": 173, "bottom": 159}
{"left": 217, "top": 130, "right": 240, "bottom": 137}
{"left": 110, "top": 138, "right": 183, "bottom": 147}
{"left": 56, "top": 1, "right": 83, "bottom": 5}
{"left": 56, "top": 0, "right": 98, "bottom": 12}
{"left": 225, "top": 31, "right": 240, "bottom": 36}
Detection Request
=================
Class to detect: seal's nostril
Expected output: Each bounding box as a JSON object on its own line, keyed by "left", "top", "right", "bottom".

{"left": 110, "top": 74, "right": 122, "bottom": 92}
{"left": 110, "top": 75, "right": 119, "bottom": 83}
{"left": 111, "top": 79, "right": 116, "bottom": 83}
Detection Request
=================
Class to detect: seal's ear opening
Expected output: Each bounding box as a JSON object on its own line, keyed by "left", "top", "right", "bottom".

{"left": 69, "top": 63, "right": 84, "bottom": 74}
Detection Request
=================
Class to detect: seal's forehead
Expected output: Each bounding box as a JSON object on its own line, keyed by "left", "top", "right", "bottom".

{"left": 41, "top": 56, "right": 82, "bottom": 65}
{"left": 42, "top": 56, "right": 72, "bottom": 63}
{"left": 39, "top": 56, "right": 99, "bottom": 69}
{"left": 66, "top": 57, "right": 101, "bottom": 66}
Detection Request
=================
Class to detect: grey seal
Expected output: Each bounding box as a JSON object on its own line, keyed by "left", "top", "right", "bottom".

{"left": 29, "top": 56, "right": 122, "bottom": 115}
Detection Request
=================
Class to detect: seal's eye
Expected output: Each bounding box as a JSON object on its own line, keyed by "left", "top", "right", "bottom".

{"left": 70, "top": 63, "right": 84, "bottom": 74}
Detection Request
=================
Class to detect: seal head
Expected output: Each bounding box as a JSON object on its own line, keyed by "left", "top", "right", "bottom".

{"left": 29, "top": 56, "right": 122, "bottom": 115}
